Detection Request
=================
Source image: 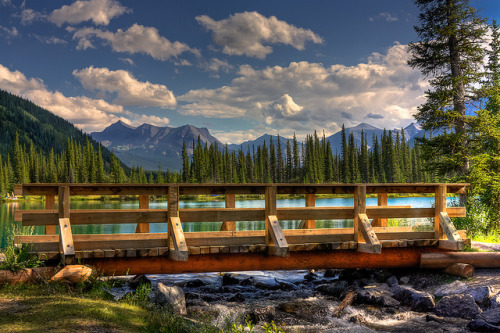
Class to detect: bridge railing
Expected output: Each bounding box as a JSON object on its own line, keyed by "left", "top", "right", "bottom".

{"left": 14, "top": 183, "right": 467, "bottom": 264}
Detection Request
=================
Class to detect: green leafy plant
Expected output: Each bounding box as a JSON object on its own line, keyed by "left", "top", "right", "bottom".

{"left": 262, "top": 321, "right": 284, "bottom": 333}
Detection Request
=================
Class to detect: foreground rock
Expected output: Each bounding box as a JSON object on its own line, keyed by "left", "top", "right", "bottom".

{"left": 154, "top": 283, "right": 187, "bottom": 315}
{"left": 466, "top": 286, "right": 496, "bottom": 308}
{"left": 356, "top": 285, "right": 400, "bottom": 307}
{"left": 391, "top": 285, "right": 435, "bottom": 312}
{"left": 468, "top": 308, "right": 500, "bottom": 331}
{"left": 434, "top": 280, "right": 468, "bottom": 297}
{"left": 50, "top": 265, "right": 93, "bottom": 284}
{"left": 435, "top": 294, "right": 482, "bottom": 319}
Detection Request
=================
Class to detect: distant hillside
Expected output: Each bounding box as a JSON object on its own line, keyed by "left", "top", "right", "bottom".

{"left": 91, "top": 121, "right": 222, "bottom": 170}
{"left": 0, "top": 89, "right": 116, "bottom": 165}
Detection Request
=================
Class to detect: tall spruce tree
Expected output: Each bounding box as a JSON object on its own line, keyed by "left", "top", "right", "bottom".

{"left": 408, "top": 0, "right": 487, "bottom": 179}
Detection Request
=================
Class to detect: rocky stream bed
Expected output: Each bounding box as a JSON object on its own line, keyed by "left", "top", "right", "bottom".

{"left": 107, "top": 267, "right": 500, "bottom": 332}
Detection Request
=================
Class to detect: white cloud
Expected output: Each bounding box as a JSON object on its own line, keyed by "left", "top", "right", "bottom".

{"left": 0, "top": 25, "right": 19, "bottom": 38}
{"left": 33, "top": 35, "right": 67, "bottom": 45}
{"left": 0, "top": 64, "right": 170, "bottom": 132}
{"left": 73, "top": 66, "right": 177, "bottom": 108}
{"left": 20, "top": 9, "right": 46, "bottom": 25}
{"left": 202, "top": 58, "right": 233, "bottom": 73}
{"left": 72, "top": 23, "right": 199, "bottom": 61}
{"left": 49, "top": 0, "right": 130, "bottom": 26}
{"left": 118, "top": 57, "right": 134, "bottom": 65}
{"left": 196, "top": 11, "right": 323, "bottom": 59}
{"left": 370, "top": 12, "right": 399, "bottom": 22}
{"left": 179, "top": 43, "right": 428, "bottom": 134}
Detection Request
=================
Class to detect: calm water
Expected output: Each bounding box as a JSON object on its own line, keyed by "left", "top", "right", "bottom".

{"left": 0, "top": 196, "right": 458, "bottom": 249}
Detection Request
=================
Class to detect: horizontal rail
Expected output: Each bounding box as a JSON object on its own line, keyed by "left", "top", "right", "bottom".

{"left": 16, "top": 206, "right": 466, "bottom": 226}
{"left": 15, "top": 183, "right": 469, "bottom": 196}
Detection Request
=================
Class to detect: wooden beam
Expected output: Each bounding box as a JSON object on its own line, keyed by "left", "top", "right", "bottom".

{"left": 58, "top": 218, "right": 75, "bottom": 264}
{"left": 279, "top": 207, "right": 353, "bottom": 220}
{"left": 265, "top": 186, "right": 277, "bottom": 247}
{"left": 85, "top": 248, "right": 443, "bottom": 276}
{"left": 301, "top": 194, "right": 315, "bottom": 229}
{"left": 267, "top": 215, "right": 289, "bottom": 257}
{"left": 357, "top": 213, "right": 381, "bottom": 254}
{"left": 45, "top": 195, "right": 56, "bottom": 235}
{"left": 435, "top": 185, "right": 447, "bottom": 239}
{"left": 421, "top": 252, "right": 500, "bottom": 269}
{"left": 168, "top": 217, "right": 188, "bottom": 261}
{"left": 438, "top": 211, "right": 463, "bottom": 250}
{"left": 372, "top": 193, "right": 387, "bottom": 227}
{"left": 135, "top": 195, "right": 149, "bottom": 233}
{"left": 220, "top": 194, "right": 236, "bottom": 231}
{"left": 353, "top": 185, "right": 366, "bottom": 243}
{"left": 58, "top": 186, "right": 70, "bottom": 219}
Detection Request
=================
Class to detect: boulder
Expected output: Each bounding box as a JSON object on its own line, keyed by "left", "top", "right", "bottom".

{"left": 373, "top": 269, "right": 393, "bottom": 283}
{"left": 323, "top": 269, "right": 337, "bottom": 278}
{"left": 50, "top": 265, "right": 93, "bottom": 284}
{"left": 434, "top": 280, "right": 468, "bottom": 297}
{"left": 106, "top": 286, "right": 134, "bottom": 301}
{"left": 392, "top": 285, "right": 435, "bottom": 312}
{"left": 386, "top": 276, "right": 399, "bottom": 288}
{"left": 490, "top": 293, "right": 500, "bottom": 309}
{"left": 226, "top": 293, "right": 245, "bottom": 303}
{"left": 222, "top": 273, "right": 239, "bottom": 286}
{"left": 466, "top": 286, "right": 496, "bottom": 308}
{"left": 304, "top": 271, "right": 317, "bottom": 281}
{"left": 356, "top": 287, "right": 400, "bottom": 307}
{"left": 153, "top": 283, "right": 187, "bottom": 315}
{"left": 315, "top": 280, "right": 349, "bottom": 298}
{"left": 468, "top": 308, "right": 500, "bottom": 331}
{"left": 128, "top": 274, "right": 151, "bottom": 289}
{"left": 184, "top": 279, "right": 206, "bottom": 288}
{"left": 399, "top": 276, "right": 410, "bottom": 285}
{"left": 435, "top": 294, "right": 481, "bottom": 319}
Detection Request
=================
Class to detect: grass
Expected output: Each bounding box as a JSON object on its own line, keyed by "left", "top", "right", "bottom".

{"left": 471, "top": 231, "right": 500, "bottom": 244}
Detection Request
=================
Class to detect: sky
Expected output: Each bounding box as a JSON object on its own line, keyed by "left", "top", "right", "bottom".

{"left": 0, "top": 0, "right": 499, "bottom": 144}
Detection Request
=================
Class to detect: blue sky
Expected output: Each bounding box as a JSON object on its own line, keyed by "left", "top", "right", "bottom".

{"left": 0, "top": 0, "right": 498, "bottom": 143}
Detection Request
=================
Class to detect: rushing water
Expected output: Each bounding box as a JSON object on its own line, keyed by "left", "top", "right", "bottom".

{"left": 0, "top": 196, "right": 459, "bottom": 249}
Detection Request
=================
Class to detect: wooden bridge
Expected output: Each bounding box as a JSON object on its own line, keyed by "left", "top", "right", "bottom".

{"left": 14, "top": 183, "right": 468, "bottom": 275}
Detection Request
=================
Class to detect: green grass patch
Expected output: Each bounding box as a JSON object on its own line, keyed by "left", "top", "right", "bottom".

{"left": 471, "top": 231, "right": 500, "bottom": 244}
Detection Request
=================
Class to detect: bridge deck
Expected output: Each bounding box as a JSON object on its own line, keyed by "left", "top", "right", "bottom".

{"left": 14, "top": 183, "right": 468, "bottom": 273}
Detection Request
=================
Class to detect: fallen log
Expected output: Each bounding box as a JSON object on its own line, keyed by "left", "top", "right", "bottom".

{"left": 333, "top": 291, "right": 356, "bottom": 317}
{"left": 421, "top": 252, "right": 500, "bottom": 269}
{"left": 50, "top": 265, "right": 94, "bottom": 283}
{"left": 443, "top": 263, "right": 474, "bottom": 278}
{"left": 0, "top": 267, "right": 57, "bottom": 284}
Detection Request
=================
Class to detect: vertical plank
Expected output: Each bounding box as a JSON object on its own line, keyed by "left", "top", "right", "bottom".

{"left": 303, "top": 194, "right": 316, "bottom": 229}
{"left": 353, "top": 185, "right": 366, "bottom": 243}
{"left": 58, "top": 186, "right": 74, "bottom": 264}
{"left": 168, "top": 185, "right": 178, "bottom": 251}
{"left": 220, "top": 194, "right": 236, "bottom": 231}
{"left": 265, "top": 186, "right": 277, "bottom": 246}
{"left": 435, "top": 185, "right": 447, "bottom": 239}
{"left": 168, "top": 216, "right": 188, "bottom": 261}
{"left": 58, "top": 186, "right": 70, "bottom": 219}
{"left": 45, "top": 195, "right": 56, "bottom": 235}
{"left": 135, "top": 195, "right": 149, "bottom": 233}
{"left": 372, "top": 193, "right": 388, "bottom": 227}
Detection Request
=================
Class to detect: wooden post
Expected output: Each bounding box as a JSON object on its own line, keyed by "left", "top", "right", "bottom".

{"left": 357, "top": 213, "right": 381, "bottom": 254}
{"left": 265, "top": 185, "right": 288, "bottom": 256}
{"left": 265, "top": 186, "right": 277, "bottom": 246}
{"left": 435, "top": 185, "right": 446, "bottom": 239}
{"left": 372, "top": 193, "right": 387, "bottom": 227}
{"left": 58, "top": 186, "right": 74, "bottom": 265}
{"left": 353, "top": 185, "right": 366, "bottom": 243}
{"left": 221, "top": 194, "right": 236, "bottom": 231}
{"left": 45, "top": 195, "right": 56, "bottom": 235}
{"left": 300, "top": 194, "right": 315, "bottom": 229}
{"left": 135, "top": 195, "right": 149, "bottom": 233}
{"left": 167, "top": 185, "right": 186, "bottom": 261}
{"left": 438, "top": 211, "right": 464, "bottom": 250}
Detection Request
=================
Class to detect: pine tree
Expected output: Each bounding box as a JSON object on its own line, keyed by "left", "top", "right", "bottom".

{"left": 408, "top": 0, "right": 487, "bottom": 179}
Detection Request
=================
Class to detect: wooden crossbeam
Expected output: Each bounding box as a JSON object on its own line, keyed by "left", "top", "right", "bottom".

{"left": 357, "top": 213, "right": 381, "bottom": 254}
{"left": 438, "top": 211, "right": 464, "bottom": 251}
{"left": 168, "top": 217, "right": 188, "bottom": 261}
{"left": 267, "top": 215, "right": 289, "bottom": 257}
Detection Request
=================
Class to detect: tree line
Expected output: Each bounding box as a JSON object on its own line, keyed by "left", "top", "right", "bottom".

{"left": 181, "top": 128, "right": 433, "bottom": 184}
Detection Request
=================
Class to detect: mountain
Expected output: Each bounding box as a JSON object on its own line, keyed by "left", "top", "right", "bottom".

{"left": 0, "top": 89, "right": 115, "bottom": 165}
{"left": 91, "top": 121, "right": 222, "bottom": 170}
{"left": 228, "top": 134, "right": 290, "bottom": 153}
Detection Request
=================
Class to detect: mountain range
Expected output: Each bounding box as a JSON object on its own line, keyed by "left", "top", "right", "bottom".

{"left": 91, "top": 121, "right": 426, "bottom": 171}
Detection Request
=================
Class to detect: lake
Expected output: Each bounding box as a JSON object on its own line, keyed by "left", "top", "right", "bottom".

{"left": 0, "top": 196, "right": 458, "bottom": 249}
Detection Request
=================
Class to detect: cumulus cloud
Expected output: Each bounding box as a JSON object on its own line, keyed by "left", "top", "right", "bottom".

{"left": 178, "top": 43, "right": 427, "bottom": 134}
{"left": 73, "top": 66, "right": 176, "bottom": 108}
{"left": 72, "top": 23, "right": 199, "bottom": 61}
{"left": 202, "top": 58, "right": 233, "bottom": 73}
{"left": 196, "top": 11, "right": 323, "bottom": 59}
{"left": 20, "top": 8, "right": 46, "bottom": 25}
{"left": 49, "top": 0, "right": 130, "bottom": 26}
{"left": 0, "top": 64, "right": 169, "bottom": 132}
{"left": 33, "top": 35, "right": 67, "bottom": 45}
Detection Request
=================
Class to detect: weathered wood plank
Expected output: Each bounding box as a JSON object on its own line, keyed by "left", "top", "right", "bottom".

{"left": 439, "top": 212, "right": 463, "bottom": 242}
{"left": 372, "top": 193, "right": 388, "bottom": 227}
{"left": 303, "top": 194, "right": 315, "bottom": 229}
{"left": 435, "top": 185, "right": 447, "bottom": 239}
{"left": 439, "top": 240, "right": 465, "bottom": 251}
{"left": 265, "top": 186, "right": 277, "bottom": 247}
{"left": 357, "top": 213, "right": 381, "bottom": 254}
{"left": 267, "top": 215, "right": 288, "bottom": 257}
{"left": 45, "top": 195, "right": 56, "bottom": 235}
{"left": 220, "top": 194, "right": 236, "bottom": 231}
{"left": 135, "top": 195, "right": 149, "bottom": 233}
{"left": 168, "top": 216, "right": 188, "bottom": 261}
{"left": 181, "top": 208, "right": 265, "bottom": 222}
{"left": 354, "top": 185, "right": 366, "bottom": 243}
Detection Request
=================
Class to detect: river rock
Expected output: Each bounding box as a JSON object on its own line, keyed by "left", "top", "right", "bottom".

{"left": 315, "top": 280, "right": 349, "bottom": 298}
{"left": 154, "top": 283, "right": 187, "bottom": 315}
{"left": 386, "top": 276, "right": 399, "bottom": 288}
{"left": 490, "top": 293, "right": 500, "bottom": 309}
{"left": 106, "top": 286, "right": 134, "bottom": 301}
{"left": 247, "top": 305, "right": 276, "bottom": 324}
{"left": 466, "top": 286, "right": 496, "bottom": 308}
{"left": 240, "top": 277, "right": 255, "bottom": 286}
{"left": 222, "top": 274, "right": 239, "bottom": 286}
{"left": 184, "top": 279, "right": 206, "bottom": 288}
{"left": 435, "top": 294, "right": 481, "bottom": 319}
{"left": 304, "top": 271, "right": 317, "bottom": 281}
{"left": 399, "top": 276, "right": 410, "bottom": 285}
{"left": 434, "top": 280, "right": 468, "bottom": 297}
{"left": 468, "top": 308, "right": 500, "bottom": 331}
{"left": 373, "top": 269, "right": 393, "bottom": 283}
{"left": 391, "top": 285, "right": 435, "bottom": 312}
{"left": 129, "top": 274, "right": 151, "bottom": 289}
{"left": 323, "top": 269, "right": 337, "bottom": 278}
{"left": 278, "top": 299, "right": 328, "bottom": 318}
{"left": 356, "top": 287, "right": 400, "bottom": 307}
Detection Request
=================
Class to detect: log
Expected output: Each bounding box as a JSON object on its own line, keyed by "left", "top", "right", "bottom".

{"left": 50, "top": 265, "right": 94, "bottom": 283}
{"left": 421, "top": 252, "right": 500, "bottom": 269}
{"left": 333, "top": 291, "right": 356, "bottom": 317}
{"left": 443, "top": 263, "right": 474, "bottom": 278}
